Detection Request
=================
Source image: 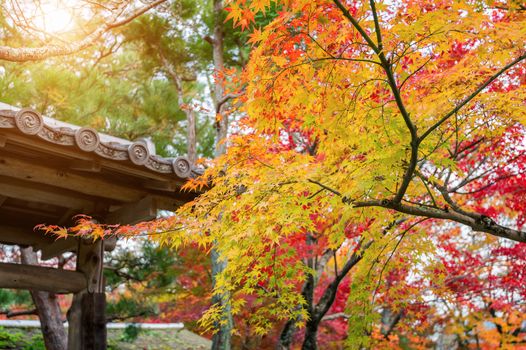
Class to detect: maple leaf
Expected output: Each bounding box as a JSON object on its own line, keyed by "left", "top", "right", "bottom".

{"left": 247, "top": 27, "right": 263, "bottom": 45}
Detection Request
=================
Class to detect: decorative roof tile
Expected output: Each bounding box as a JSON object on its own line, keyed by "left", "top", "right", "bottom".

{"left": 0, "top": 105, "right": 193, "bottom": 179}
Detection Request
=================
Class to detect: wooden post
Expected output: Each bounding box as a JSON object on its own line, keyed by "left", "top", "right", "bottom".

{"left": 81, "top": 292, "right": 107, "bottom": 350}
{"left": 67, "top": 239, "right": 106, "bottom": 350}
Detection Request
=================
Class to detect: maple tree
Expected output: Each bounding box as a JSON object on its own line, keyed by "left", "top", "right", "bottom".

{"left": 36, "top": 0, "right": 526, "bottom": 348}
{"left": 173, "top": 0, "right": 525, "bottom": 348}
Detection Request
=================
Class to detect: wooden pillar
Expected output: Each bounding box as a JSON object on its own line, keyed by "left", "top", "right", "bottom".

{"left": 67, "top": 239, "right": 106, "bottom": 350}
{"left": 81, "top": 292, "right": 107, "bottom": 349}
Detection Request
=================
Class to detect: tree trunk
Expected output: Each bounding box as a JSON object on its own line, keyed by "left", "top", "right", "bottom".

{"left": 20, "top": 247, "right": 67, "bottom": 350}
{"left": 187, "top": 109, "right": 197, "bottom": 163}
{"left": 300, "top": 239, "right": 316, "bottom": 350}
{"left": 210, "top": 0, "right": 232, "bottom": 349}
{"left": 211, "top": 248, "right": 232, "bottom": 350}
{"left": 301, "top": 324, "right": 318, "bottom": 350}
{"left": 277, "top": 236, "right": 320, "bottom": 350}
{"left": 158, "top": 53, "right": 197, "bottom": 163}
{"left": 212, "top": 0, "right": 227, "bottom": 159}
{"left": 277, "top": 319, "right": 296, "bottom": 350}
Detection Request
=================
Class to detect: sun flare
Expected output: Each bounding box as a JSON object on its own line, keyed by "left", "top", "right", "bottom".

{"left": 35, "top": 1, "right": 75, "bottom": 34}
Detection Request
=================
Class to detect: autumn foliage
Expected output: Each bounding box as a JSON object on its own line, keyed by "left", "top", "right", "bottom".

{"left": 41, "top": 0, "right": 526, "bottom": 348}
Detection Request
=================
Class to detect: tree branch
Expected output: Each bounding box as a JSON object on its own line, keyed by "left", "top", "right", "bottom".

{"left": 0, "top": 0, "right": 168, "bottom": 62}
{"left": 0, "top": 308, "right": 38, "bottom": 318}
{"left": 216, "top": 92, "right": 244, "bottom": 114}
{"left": 333, "top": 0, "right": 418, "bottom": 203}
{"left": 354, "top": 199, "right": 526, "bottom": 243}
{"left": 419, "top": 51, "right": 526, "bottom": 142}
{"left": 322, "top": 312, "right": 350, "bottom": 321}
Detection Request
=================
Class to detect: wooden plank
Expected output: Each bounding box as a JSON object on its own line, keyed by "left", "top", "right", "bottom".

{"left": 0, "top": 154, "right": 146, "bottom": 202}
{"left": 0, "top": 262, "right": 86, "bottom": 293}
{"left": 1, "top": 205, "right": 59, "bottom": 218}
{"left": 144, "top": 179, "right": 178, "bottom": 191}
{"left": 0, "top": 176, "right": 95, "bottom": 211}
{"left": 105, "top": 196, "right": 157, "bottom": 225}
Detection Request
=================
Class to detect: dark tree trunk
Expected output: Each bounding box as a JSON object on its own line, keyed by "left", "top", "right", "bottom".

{"left": 278, "top": 237, "right": 316, "bottom": 350}
{"left": 278, "top": 243, "right": 368, "bottom": 349}
{"left": 301, "top": 324, "right": 318, "bottom": 350}
{"left": 277, "top": 319, "right": 296, "bottom": 350}
{"left": 300, "top": 247, "right": 316, "bottom": 350}
{"left": 20, "top": 247, "right": 67, "bottom": 350}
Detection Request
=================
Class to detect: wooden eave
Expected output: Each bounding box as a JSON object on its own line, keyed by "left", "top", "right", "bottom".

{"left": 0, "top": 105, "right": 198, "bottom": 256}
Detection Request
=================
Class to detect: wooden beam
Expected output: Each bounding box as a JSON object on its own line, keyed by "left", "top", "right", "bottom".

{"left": 81, "top": 293, "right": 107, "bottom": 350}
{"left": 1, "top": 204, "right": 58, "bottom": 218}
{"left": 105, "top": 196, "right": 157, "bottom": 225}
{"left": 155, "top": 196, "right": 186, "bottom": 212}
{"left": 103, "top": 236, "right": 117, "bottom": 252}
{"left": 69, "top": 160, "right": 101, "bottom": 173}
{"left": 0, "top": 225, "right": 56, "bottom": 247}
{"left": 0, "top": 262, "right": 86, "bottom": 293}
{"left": 0, "top": 176, "right": 95, "bottom": 211}
{"left": 0, "top": 154, "right": 146, "bottom": 202}
{"left": 144, "top": 179, "right": 178, "bottom": 192}
{"left": 39, "top": 238, "right": 79, "bottom": 261}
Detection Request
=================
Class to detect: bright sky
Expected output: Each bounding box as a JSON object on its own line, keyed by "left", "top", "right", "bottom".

{"left": 33, "top": 0, "right": 75, "bottom": 33}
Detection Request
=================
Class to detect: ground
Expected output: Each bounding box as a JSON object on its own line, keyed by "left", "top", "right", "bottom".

{"left": 0, "top": 326, "right": 212, "bottom": 350}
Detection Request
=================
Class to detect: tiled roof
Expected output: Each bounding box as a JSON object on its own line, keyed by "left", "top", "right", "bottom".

{"left": 0, "top": 105, "right": 193, "bottom": 179}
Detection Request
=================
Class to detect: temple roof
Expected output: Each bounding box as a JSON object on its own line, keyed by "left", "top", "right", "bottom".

{"left": 0, "top": 103, "right": 194, "bottom": 179}
{"left": 0, "top": 102, "right": 197, "bottom": 258}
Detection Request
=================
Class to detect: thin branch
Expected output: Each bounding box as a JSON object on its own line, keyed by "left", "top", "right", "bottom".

{"left": 372, "top": 218, "right": 428, "bottom": 302}
{"left": 216, "top": 92, "right": 244, "bottom": 114}
{"left": 419, "top": 51, "right": 526, "bottom": 142}
{"left": 334, "top": 0, "right": 418, "bottom": 203}
{"left": 369, "top": 0, "right": 383, "bottom": 52}
{"left": 332, "top": 0, "right": 380, "bottom": 53}
{"left": 322, "top": 312, "right": 350, "bottom": 321}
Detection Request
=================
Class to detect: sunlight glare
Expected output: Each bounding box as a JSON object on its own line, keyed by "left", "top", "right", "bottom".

{"left": 35, "top": 1, "right": 75, "bottom": 34}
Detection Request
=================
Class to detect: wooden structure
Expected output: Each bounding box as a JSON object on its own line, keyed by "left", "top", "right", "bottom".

{"left": 0, "top": 103, "right": 196, "bottom": 349}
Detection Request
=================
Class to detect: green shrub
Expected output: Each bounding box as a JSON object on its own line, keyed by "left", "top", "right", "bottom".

{"left": 22, "top": 334, "right": 45, "bottom": 350}
{"left": 0, "top": 327, "right": 24, "bottom": 349}
{"left": 120, "top": 324, "right": 141, "bottom": 343}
